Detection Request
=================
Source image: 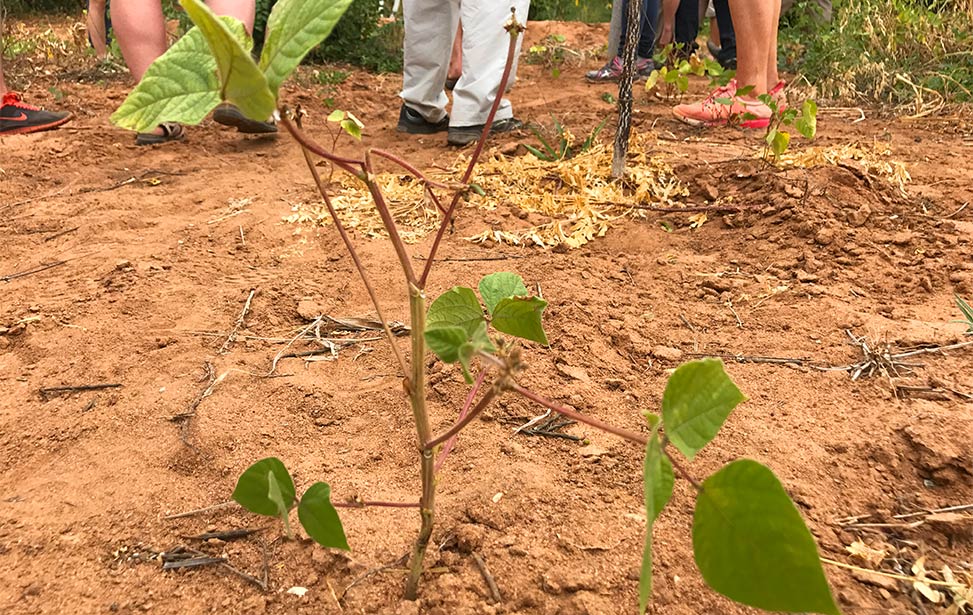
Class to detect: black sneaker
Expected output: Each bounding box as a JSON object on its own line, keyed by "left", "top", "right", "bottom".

{"left": 396, "top": 104, "right": 449, "bottom": 134}
{"left": 212, "top": 103, "right": 278, "bottom": 134}
{"left": 447, "top": 117, "right": 523, "bottom": 146}
{"left": 0, "top": 92, "right": 72, "bottom": 135}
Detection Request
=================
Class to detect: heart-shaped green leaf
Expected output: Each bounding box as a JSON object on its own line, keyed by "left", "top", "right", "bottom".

{"left": 693, "top": 459, "right": 840, "bottom": 614}
{"left": 298, "top": 482, "right": 349, "bottom": 550}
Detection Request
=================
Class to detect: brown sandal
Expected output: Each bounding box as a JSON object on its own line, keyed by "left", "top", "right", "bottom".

{"left": 135, "top": 122, "right": 185, "bottom": 146}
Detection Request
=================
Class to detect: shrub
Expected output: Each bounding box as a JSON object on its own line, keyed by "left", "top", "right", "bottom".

{"left": 780, "top": 0, "right": 973, "bottom": 107}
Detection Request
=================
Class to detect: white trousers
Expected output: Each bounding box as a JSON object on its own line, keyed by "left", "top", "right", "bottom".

{"left": 401, "top": 0, "right": 529, "bottom": 127}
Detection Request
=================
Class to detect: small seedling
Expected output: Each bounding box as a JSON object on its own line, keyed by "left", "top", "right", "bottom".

{"left": 645, "top": 45, "right": 727, "bottom": 102}
{"left": 524, "top": 115, "right": 608, "bottom": 162}
{"left": 113, "top": 2, "right": 840, "bottom": 612}
{"left": 753, "top": 96, "right": 818, "bottom": 160}
{"left": 955, "top": 294, "right": 973, "bottom": 334}
{"left": 526, "top": 33, "right": 570, "bottom": 78}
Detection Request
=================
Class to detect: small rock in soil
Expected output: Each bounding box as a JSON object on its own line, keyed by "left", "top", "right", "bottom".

{"left": 297, "top": 298, "right": 323, "bottom": 321}
{"left": 556, "top": 362, "right": 590, "bottom": 382}
{"left": 651, "top": 345, "right": 683, "bottom": 362}
{"left": 578, "top": 443, "right": 609, "bottom": 458}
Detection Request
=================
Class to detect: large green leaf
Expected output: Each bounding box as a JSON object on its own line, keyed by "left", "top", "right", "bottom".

{"left": 232, "top": 457, "right": 296, "bottom": 516}
{"left": 426, "top": 287, "right": 485, "bottom": 336}
{"left": 478, "top": 272, "right": 528, "bottom": 315}
{"left": 640, "top": 430, "right": 674, "bottom": 614}
{"left": 259, "top": 0, "right": 354, "bottom": 95}
{"left": 426, "top": 321, "right": 495, "bottom": 383}
{"left": 298, "top": 482, "right": 350, "bottom": 551}
{"left": 110, "top": 18, "right": 250, "bottom": 132}
{"left": 795, "top": 100, "right": 818, "bottom": 140}
{"left": 491, "top": 296, "right": 549, "bottom": 345}
{"left": 693, "top": 460, "right": 840, "bottom": 615}
{"left": 425, "top": 326, "right": 470, "bottom": 364}
{"left": 267, "top": 470, "right": 293, "bottom": 537}
{"left": 661, "top": 360, "right": 745, "bottom": 460}
{"left": 180, "top": 0, "right": 275, "bottom": 122}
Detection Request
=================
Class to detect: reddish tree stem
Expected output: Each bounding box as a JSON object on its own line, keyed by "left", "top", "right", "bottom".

{"left": 292, "top": 116, "right": 410, "bottom": 381}
{"left": 510, "top": 384, "right": 648, "bottom": 445}
{"left": 279, "top": 114, "right": 365, "bottom": 178}
{"left": 435, "top": 370, "right": 488, "bottom": 471}
{"left": 419, "top": 18, "right": 524, "bottom": 288}
{"left": 425, "top": 382, "right": 499, "bottom": 450}
{"left": 363, "top": 151, "right": 418, "bottom": 285}
{"left": 333, "top": 500, "right": 420, "bottom": 509}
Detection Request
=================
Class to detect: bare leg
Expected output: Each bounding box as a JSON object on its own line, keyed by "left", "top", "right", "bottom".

{"left": 709, "top": 16, "right": 720, "bottom": 46}
{"left": 207, "top": 0, "right": 255, "bottom": 32}
{"left": 86, "top": 0, "right": 108, "bottom": 60}
{"left": 0, "top": 55, "right": 7, "bottom": 96}
{"left": 111, "top": 0, "right": 167, "bottom": 82}
{"left": 447, "top": 24, "right": 462, "bottom": 81}
{"left": 766, "top": 0, "right": 780, "bottom": 88}
{"left": 727, "top": 0, "right": 775, "bottom": 96}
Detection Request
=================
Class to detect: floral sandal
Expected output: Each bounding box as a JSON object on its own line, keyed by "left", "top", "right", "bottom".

{"left": 135, "top": 122, "right": 185, "bottom": 146}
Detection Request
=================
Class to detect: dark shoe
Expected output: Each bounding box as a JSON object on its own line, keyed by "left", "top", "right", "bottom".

{"left": 397, "top": 104, "right": 449, "bottom": 134}
{"left": 135, "top": 121, "right": 185, "bottom": 146}
{"left": 0, "top": 92, "right": 72, "bottom": 135}
{"left": 447, "top": 117, "right": 523, "bottom": 147}
{"left": 445, "top": 77, "right": 459, "bottom": 91}
{"left": 212, "top": 103, "right": 278, "bottom": 134}
{"left": 585, "top": 56, "right": 655, "bottom": 83}
{"left": 708, "top": 40, "right": 737, "bottom": 70}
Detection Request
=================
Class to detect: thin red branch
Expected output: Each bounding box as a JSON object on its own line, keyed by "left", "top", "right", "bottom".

{"left": 292, "top": 116, "right": 410, "bottom": 382}
{"left": 363, "top": 151, "right": 418, "bottom": 285}
{"left": 418, "top": 18, "right": 525, "bottom": 288}
{"left": 279, "top": 114, "right": 365, "bottom": 178}
{"left": 369, "top": 148, "right": 453, "bottom": 191}
{"left": 333, "top": 500, "right": 420, "bottom": 509}
{"left": 510, "top": 383, "right": 648, "bottom": 446}
{"left": 435, "top": 370, "right": 488, "bottom": 471}
{"left": 425, "top": 380, "right": 500, "bottom": 450}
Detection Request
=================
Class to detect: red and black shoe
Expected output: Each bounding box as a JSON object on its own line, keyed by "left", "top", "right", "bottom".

{"left": 0, "top": 92, "right": 73, "bottom": 136}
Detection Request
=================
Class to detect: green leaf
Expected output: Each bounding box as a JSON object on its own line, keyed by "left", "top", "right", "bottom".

{"left": 639, "top": 430, "right": 674, "bottom": 613}
{"left": 524, "top": 143, "right": 554, "bottom": 162}
{"left": 478, "top": 272, "right": 529, "bottom": 315}
{"left": 340, "top": 118, "right": 362, "bottom": 140}
{"left": 771, "top": 130, "right": 791, "bottom": 157}
{"left": 110, "top": 18, "right": 250, "bottom": 132}
{"left": 425, "top": 326, "right": 470, "bottom": 363}
{"left": 795, "top": 99, "right": 818, "bottom": 140}
{"left": 426, "top": 287, "right": 485, "bottom": 337}
{"left": 491, "top": 296, "right": 549, "bottom": 345}
{"left": 267, "top": 470, "right": 292, "bottom": 537}
{"left": 259, "top": 0, "right": 354, "bottom": 95}
{"left": 693, "top": 460, "right": 840, "bottom": 615}
{"left": 232, "top": 457, "right": 296, "bottom": 516}
{"left": 180, "top": 0, "right": 275, "bottom": 122}
{"left": 644, "top": 70, "right": 661, "bottom": 91}
{"left": 765, "top": 127, "right": 779, "bottom": 147}
{"left": 676, "top": 74, "right": 689, "bottom": 93}
{"left": 298, "top": 482, "right": 350, "bottom": 550}
{"left": 661, "top": 359, "right": 745, "bottom": 460}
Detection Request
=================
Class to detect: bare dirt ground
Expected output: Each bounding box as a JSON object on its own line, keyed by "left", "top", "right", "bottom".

{"left": 2, "top": 18, "right": 973, "bottom": 615}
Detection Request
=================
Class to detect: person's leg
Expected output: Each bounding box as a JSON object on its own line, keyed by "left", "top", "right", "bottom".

{"left": 0, "top": 56, "right": 7, "bottom": 96}
{"left": 727, "top": 0, "right": 775, "bottom": 96}
{"left": 673, "top": 0, "right": 699, "bottom": 57}
{"left": 448, "top": 24, "right": 462, "bottom": 82}
{"left": 400, "top": 0, "right": 455, "bottom": 125}
{"left": 765, "top": 0, "right": 780, "bottom": 89}
{"left": 450, "top": 0, "right": 528, "bottom": 129}
{"left": 207, "top": 0, "right": 255, "bottom": 33}
{"left": 86, "top": 0, "right": 109, "bottom": 59}
{"left": 636, "top": 0, "right": 660, "bottom": 59}
{"left": 111, "top": 0, "right": 167, "bottom": 82}
{"left": 713, "top": 0, "right": 736, "bottom": 67}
